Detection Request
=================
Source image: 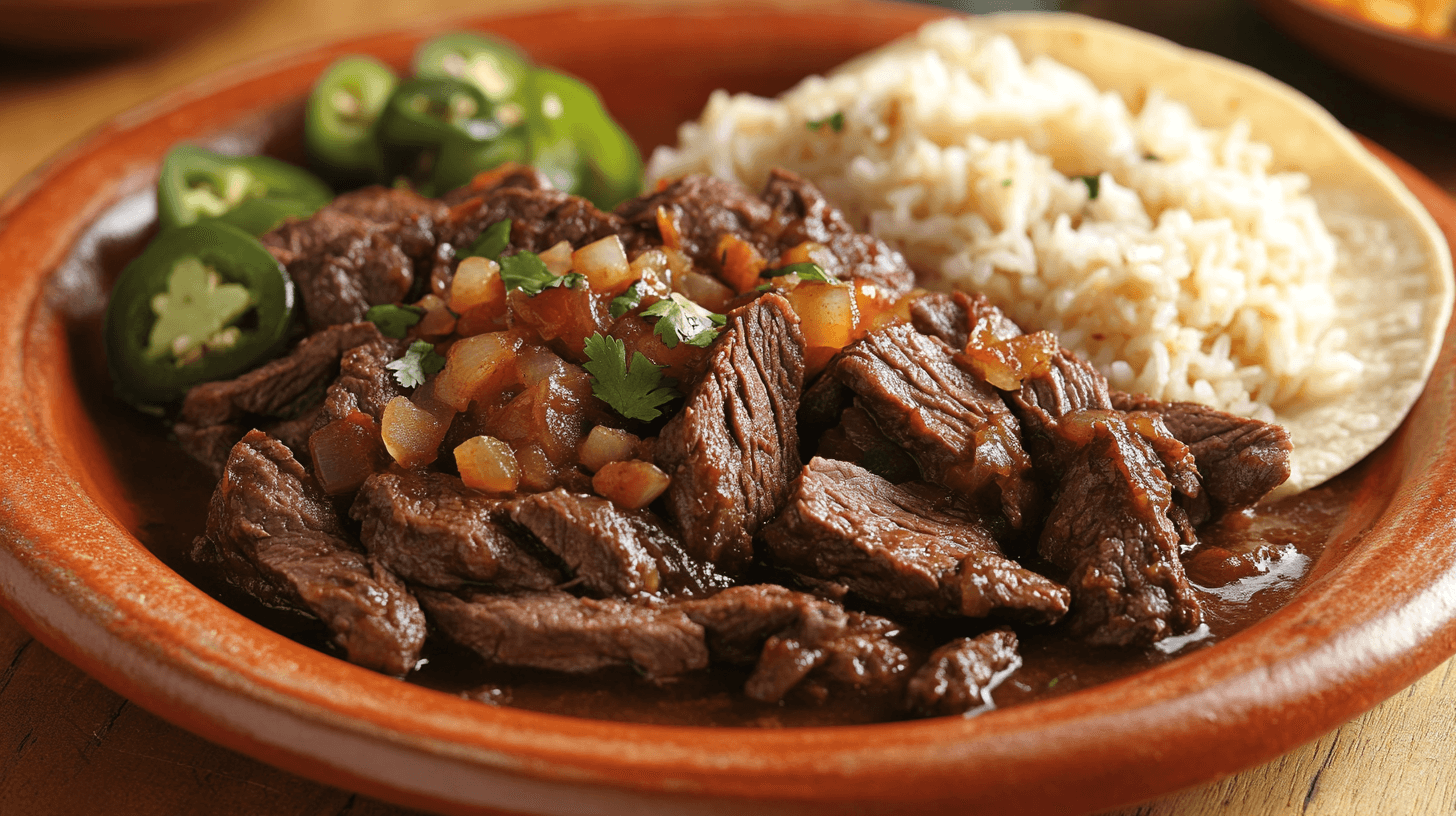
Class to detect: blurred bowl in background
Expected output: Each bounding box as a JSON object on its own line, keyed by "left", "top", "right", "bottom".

{"left": 1256, "top": 0, "right": 1456, "bottom": 118}
{"left": 0, "top": 0, "right": 251, "bottom": 52}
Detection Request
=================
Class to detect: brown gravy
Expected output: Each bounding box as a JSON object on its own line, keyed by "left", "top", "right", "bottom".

{"left": 60, "top": 191, "right": 1354, "bottom": 727}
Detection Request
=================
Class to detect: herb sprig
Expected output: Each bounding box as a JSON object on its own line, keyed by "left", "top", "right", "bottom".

{"left": 582, "top": 333, "right": 680, "bottom": 421}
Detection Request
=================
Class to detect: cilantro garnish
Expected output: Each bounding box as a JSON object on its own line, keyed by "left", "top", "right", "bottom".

{"left": 640, "top": 292, "right": 727, "bottom": 349}
{"left": 807, "top": 112, "right": 844, "bottom": 132}
{"left": 582, "top": 333, "right": 680, "bottom": 422}
{"left": 499, "top": 250, "right": 585, "bottom": 295}
{"left": 763, "top": 262, "right": 839, "bottom": 285}
{"left": 1001, "top": 178, "right": 1013, "bottom": 187}
{"left": 609, "top": 281, "right": 646, "bottom": 319}
{"left": 1077, "top": 174, "right": 1101, "bottom": 200}
{"left": 463, "top": 219, "right": 511, "bottom": 260}
{"left": 365, "top": 303, "right": 425, "bottom": 339}
{"left": 386, "top": 339, "right": 446, "bottom": 388}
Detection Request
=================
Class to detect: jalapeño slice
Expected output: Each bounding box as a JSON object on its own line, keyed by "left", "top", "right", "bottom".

{"left": 104, "top": 222, "right": 295, "bottom": 408}
{"left": 157, "top": 144, "right": 333, "bottom": 234}
{"left": 306, "top": 55, "right": 398, "bottom": 180}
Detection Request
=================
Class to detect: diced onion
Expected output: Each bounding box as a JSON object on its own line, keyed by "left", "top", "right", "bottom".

{"left": 674, "top": 270, "right": 734, "bottom": 313}
{"left": 716, "top": 234, "right": 767, "bottom": 294}
{"left": 449, "top": 256, "right": 506, "bottom": 314}
{"left": 308, "top": 411, "right": 384, "bottom": 495}
{"left": 539, "top": 240, "right": 574, "bottom": 276}
{"left": 592, "top": 460, "right": 670, "bottom": 510}
{"left": 656, "top": 205, "right": 683, "bottom": 250}
{"left": 381, "top": 396, "right": 448, "bottom": 468}
{"left": 628, "top": 249, "right": 674, "bottom": 299}
{"left": 455, "top": 435, "right": 519, "bottom": 493}
{"left": 434, "top": 330, "right": 523, "bottom": 410}
{"left": 573, "top": 235, "right": 633, "bottom": 294}
{"left": 785, "top": 281, "right": 858, "bottom": 349}
{"left": 415, "top": 294, "right": 456, "bottom": 337}
{"left": 579, "top": 426, "right": 641, "bottom": 473}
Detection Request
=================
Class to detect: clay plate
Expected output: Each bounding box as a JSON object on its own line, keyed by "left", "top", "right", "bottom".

{"left": 1, "top": 3, "right": 1455, "bottom": 815}
{"left": 1256, "top": 0, "right": 1456, "bottom": 118}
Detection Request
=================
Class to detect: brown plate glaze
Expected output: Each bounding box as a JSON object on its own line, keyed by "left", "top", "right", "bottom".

{"left": 1, "top": 3, "right": 1455, "bottom": 815}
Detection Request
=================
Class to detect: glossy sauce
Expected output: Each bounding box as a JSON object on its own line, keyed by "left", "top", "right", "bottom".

{"left": 60, "top": 192, "right": 1356, "bottom": 727}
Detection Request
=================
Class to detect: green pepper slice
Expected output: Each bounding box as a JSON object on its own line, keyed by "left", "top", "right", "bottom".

{"left": 430, "top": 125, "right": 529, "bottom": 194}
{"left": 157, "top": 145, "right": 333, "bottom": 234}
{"left": 306, "top": 55, "right": 398, "bottom": 180}
{"left": 104, "top": 222, "right": 295, "bottom": 408}
{"left": 377, "top": 76, "right": 493, "bottom": 149}
{"left": 522, "top": 69, "right": 642, "bottom": 210}
{"left": 412, "top": 32, "right": 533, "bottom": 107}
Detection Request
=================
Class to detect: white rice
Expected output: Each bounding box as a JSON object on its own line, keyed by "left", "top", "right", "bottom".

{"left": 647, "top": 18, "right": 1366, "bottom": 422}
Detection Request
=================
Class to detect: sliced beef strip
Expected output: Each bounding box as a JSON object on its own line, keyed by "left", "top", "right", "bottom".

{"left": 1113, "top": 392, "right": 1293, "bottom": 510}
{"left": 830, "top": 324, "right": 1038, "bottom": 528}
{"left": 677, "top": 584, "right": 911, "bottom": 703}
{"left": 760, "top": 169, "right": 915, "bottom": 297}
{"left": 189, "top": 430, "right": 426, "bottom": 675}
{"left": 1037, "top": 417, "right": 1204, "bottom": 646}
{"left": 906, "top": 628, "right": 1022, "bottom": 718}
{"left": 505, "top": 488, "right": 732, "bottom": 598}
{"left": 656, "top": 294, "right": 806, "bottom": 574}
{"left": 762, "top": 458, "right": 1069, "bottom": 623}
{"left": 418, "top": 589, "right": 709, "bottom": 680}
{"left": 351, "top": 471, "right": 560, "bottom": 592}
{"left": 313, "top": 335, "right": 408, "bottom": 430}
{"left": 175, "top": 322, "right": 385, "bottom": 474}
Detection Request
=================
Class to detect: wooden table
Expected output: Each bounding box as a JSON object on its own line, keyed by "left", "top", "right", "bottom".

{"left": 2, "top": 0, "right": 1454, "bottom": 813}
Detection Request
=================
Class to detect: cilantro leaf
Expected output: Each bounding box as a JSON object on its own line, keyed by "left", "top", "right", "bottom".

{"left": 386, "top": 339, "right": 446, "bottom": 388}
{"left": 763, "top": 262, "right": 839, "bottom": 284}
{"left": 640, "top": 292, "right": 727, "bottom": 349}
{"left": 582, "top": 333, "right": 679, "bottom": 422}
{"left": 365, "top": 303, "right": 425, "bottom": 339}
{"left": 498, "top": 250, "right": 585, "bottom": 295}
{"left": 1077, "top": 174, "right": 1101, "bottom": 200}
{"left": 463, "top": 219, "right": 511, "bottom": 260}
{"left": 808, "top": 112, "right": 844, "bottom": 132}
{"left": 609, "top": 280, "right": 646, "bottom": 319}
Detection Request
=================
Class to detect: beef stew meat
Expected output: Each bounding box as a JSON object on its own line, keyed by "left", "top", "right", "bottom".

{"left": 174, "top": 168, "right": 1297, "bottom": 723}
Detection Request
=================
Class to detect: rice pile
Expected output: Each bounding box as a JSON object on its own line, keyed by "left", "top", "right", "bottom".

{"left": 646, "top": 19, "right": 1366, "bottom": 422}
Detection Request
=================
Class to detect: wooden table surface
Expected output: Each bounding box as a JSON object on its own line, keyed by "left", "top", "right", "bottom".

{"left": 2, "top": 0, "right": 1455, "bottom": 814}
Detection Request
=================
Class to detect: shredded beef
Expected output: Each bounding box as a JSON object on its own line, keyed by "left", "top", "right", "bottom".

{"left": 656, "top": 294, "right": 806, "bottom": 574}
{"left": 420, "top": 590, "right": 709, "bottom": 680}
{"left": 678, "top": 584, "right": 911, "bottom": 703}
{"left": 175, "top": 322, "right": 385, "bottom": 474}
{"left": 1037, "top": 416, "right": 1203, "bottom": 645}
{"left": 763, "top": 458, "right": 1069, "bottom": 622}
{"left": 906, "top": 628, "right": 1022, "bottom": 717}
{"left": 351, "top": 472, "right": 559, "bottom": 591}
{"left": 190, "top": 431, "right": 425, "bottom": 675}
{"left": 1113, "top": 392, "right": 1293, "bottom": 509}
{"left": 506, "top": 488, "right": 732, "bottom": 598}
{"left": 831, "top": 324, "right": 1039, "bottom": 527}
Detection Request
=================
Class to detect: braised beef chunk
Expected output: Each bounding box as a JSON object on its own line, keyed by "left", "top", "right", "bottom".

{"left": 442, "top": 186, "right": 625, "bottom": 256}
{"left": 831, "top": 324, "right": 1039, "bottom": 528}
{"left": 762, "top": 458, "right": 1069, "bottom": 622}
{"left": 175, "top": 322, "right": 386, "bottom": 474}
{"left": 190, "top": 431, "right": 426, "bottom": 675}
{"left": 759, "top": 170, "right": 915, "bottom": 297}
{"left": 313, "top": 336, "right": 408, "bottom": 429}
{"left": 910, "top": 290, "right": 1023, "bottom": 350}
{"left": 617, "top": 174, "right": 774, "bottom": 266}
{"left": 351, "top": 472, "right": 560, "bottom": 592}
{"left": 815, "top": 405, "right": 920, "bottom": 484}
{"left": 439, "top": 162, "right": 554, "bottom": 205}
{"left": 906, "top": 628, "right": 1021, "bottom": 717}
{"left": 506, "top": 489, "right": 732, "bottom": 598}
{"left": 421, "top": 590, "right": 709, "bottom": 680}
{"left": 1038, "top": 417, "right": 1203, "bottom": 645}
{"left": 678, "top": 585, "right": 911, "bottom": 703}
{"left": 617, "top": 170, "right": 914, "bottom": 296}
{"left": 1113, "top": 392, "right": 1293, "bottom": 509}
{"left": 657, "top": 294, "right": 806, "bottom": 574}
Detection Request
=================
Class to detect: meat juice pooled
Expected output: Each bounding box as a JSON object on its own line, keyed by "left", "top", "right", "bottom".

{"left": 90, "top": 163, "right": 1334, "bottom": 726}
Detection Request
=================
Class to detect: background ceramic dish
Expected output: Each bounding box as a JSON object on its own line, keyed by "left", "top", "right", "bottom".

{"left": 1257, "top": 0, "right": 1456, "bottom": 118}
{"left": 1, "top": 3, "right": 1455, "bottom": 815}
